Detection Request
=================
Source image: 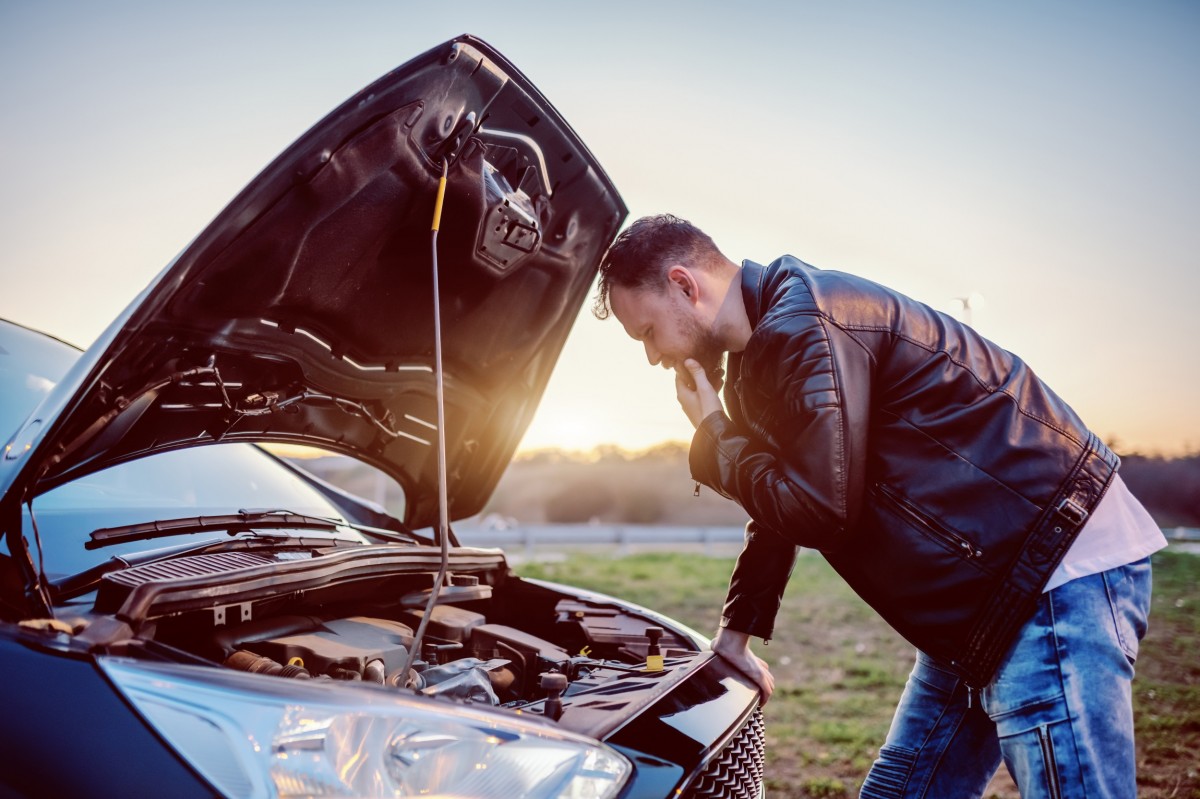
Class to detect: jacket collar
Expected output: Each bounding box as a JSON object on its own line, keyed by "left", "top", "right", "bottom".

{"left": 739, "top": 259, "right": 769, "bottom": 331}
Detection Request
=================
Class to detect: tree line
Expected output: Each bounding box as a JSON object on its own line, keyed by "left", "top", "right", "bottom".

{"left": 490, "top": 445, "right": 1200, "bottom": 528}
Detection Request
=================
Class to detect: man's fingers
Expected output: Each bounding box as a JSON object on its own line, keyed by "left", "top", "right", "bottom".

{"left": 683, "top": 359, "right": 716, "bottom": 396}
{"left": 712, "top": 631, "right": 774, "bottom": 704}
{"left": 757, "top": 656, "right": 775, "bottom": 703}
{"left": 742, "top": 656, "right": 769, "bottom": 696}
{"left": 681, "top": 359, "right": 722, "bottom": 422}
{"left": 674, "top": 365, "right": 697, "bottom": 393}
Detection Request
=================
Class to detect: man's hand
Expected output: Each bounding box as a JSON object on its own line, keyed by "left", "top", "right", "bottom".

{"left": 711, "top": 627, "right": 775, "bottom": 704}
{"left": 675, "top": 359, "right": 724, "bottom": 428}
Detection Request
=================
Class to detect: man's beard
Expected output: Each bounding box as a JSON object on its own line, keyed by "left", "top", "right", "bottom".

{"left": 680, "top": 311, "right": 728, "bottom": 392}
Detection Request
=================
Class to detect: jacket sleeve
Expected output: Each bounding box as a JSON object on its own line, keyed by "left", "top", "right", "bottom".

{"left": 719, "top": 520, "right": 799, "bottom": 640}
{"left": 690, "top": 314, "right": 873, "bottom": 552}
{"left": 693, "top": 316, "right": 872, "bottom": 640}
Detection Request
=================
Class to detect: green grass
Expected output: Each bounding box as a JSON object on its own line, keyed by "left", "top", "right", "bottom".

{"left": 517, "top": 549, "right": 1200, "bottom": 798}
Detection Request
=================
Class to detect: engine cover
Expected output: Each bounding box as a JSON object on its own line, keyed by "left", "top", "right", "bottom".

{"left": 240, "top": 616, "right": 414, "bottom": 678}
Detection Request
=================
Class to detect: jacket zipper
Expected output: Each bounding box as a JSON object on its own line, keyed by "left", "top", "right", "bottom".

{"left": 876, "top": 484, "right": 984, "bottom": 560}
{"left": 1036, "top": 724, "right": 1062, "bottom": 799}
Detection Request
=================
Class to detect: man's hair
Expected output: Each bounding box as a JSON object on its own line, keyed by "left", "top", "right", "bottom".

{"left": 592, "top": 214, "right": 723, "bottom": 319}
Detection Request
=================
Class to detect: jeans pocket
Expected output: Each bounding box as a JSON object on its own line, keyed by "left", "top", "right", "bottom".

{"left": 1101, "top": 558, "right": 1152, "bottom": 665}
{"left": 988, "top": 697, "right": 1087, "bottom": 799}
{"left": 992, "top": 720, "right": 1077, "bottom": 799}
{"left": 860, "top": 744, "right": 918, "bottom": 799}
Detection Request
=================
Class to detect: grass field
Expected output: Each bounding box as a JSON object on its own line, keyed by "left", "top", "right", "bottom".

{"left": 516, "top": 549, "right": 1199, "bottom": 798}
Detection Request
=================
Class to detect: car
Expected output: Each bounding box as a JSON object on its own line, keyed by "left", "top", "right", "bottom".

{"left": 0, "top": 35, "right": 765, "bottom": 799}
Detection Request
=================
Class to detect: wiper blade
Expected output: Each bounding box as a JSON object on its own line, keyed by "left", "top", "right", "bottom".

{"left": 87, "top": 510, "right": 344, "bottom": 550}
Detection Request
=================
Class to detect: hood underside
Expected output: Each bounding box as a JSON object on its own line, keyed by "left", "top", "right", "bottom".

{"left": 2, "top": 36, "right": 626, "bottom": 528}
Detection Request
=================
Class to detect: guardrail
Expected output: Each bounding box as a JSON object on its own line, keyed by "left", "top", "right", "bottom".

{"left": 455, "top": 523, "right": 746, "bottom": 557}
{"left": 1167, "top": 527, "right": 1200, "bottom": 542}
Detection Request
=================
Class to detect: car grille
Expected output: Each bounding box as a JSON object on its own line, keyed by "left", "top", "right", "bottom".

{"left": 683, "top": 708, "right": 766, "bottom": 799}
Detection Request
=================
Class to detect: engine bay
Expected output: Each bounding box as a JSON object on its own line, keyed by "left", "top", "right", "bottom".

{"left": 77, "top": 546, "right": 704, "bottom": 735}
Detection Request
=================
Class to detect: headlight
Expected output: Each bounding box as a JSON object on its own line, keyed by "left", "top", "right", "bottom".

{"left": 100, "top": 658, "right": 630, "bottom": 799}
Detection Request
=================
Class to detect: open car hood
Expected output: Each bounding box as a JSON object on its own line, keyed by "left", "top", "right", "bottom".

{"left": 1, "top": 35, "right": 626, "bottom": 529}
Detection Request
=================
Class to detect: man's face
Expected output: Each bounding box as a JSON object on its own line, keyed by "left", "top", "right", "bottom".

{"left": 610, "top": 282, "right": 727, "bottom": 388}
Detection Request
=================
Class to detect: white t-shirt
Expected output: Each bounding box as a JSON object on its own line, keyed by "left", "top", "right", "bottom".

{"left": 1043, "top": 473, "right": 1167, "bottom": 592}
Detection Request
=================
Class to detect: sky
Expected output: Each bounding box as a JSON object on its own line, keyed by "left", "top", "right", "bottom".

{"left": 1, "top": 1, "right": 1197, "bottom": 456}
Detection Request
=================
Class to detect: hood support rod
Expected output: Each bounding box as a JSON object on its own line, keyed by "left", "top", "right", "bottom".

{"left": 400, "top": 158, "right": 453, "bottom": 686}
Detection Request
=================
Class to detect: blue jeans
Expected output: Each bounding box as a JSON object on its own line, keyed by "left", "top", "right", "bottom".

{"left": 859, "top": 558, "right": 1152, "bottom": 799}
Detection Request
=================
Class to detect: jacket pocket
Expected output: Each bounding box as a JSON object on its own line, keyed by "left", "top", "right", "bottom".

{"left": 875, "top": 483, "right": 984, "bottom": 564}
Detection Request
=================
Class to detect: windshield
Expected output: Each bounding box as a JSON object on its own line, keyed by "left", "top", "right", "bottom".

{"left": 0, "top": 319, "right": 80, "bottom": 439}
{"left": 17, "top": 443, "right": 348, "bottom": 578}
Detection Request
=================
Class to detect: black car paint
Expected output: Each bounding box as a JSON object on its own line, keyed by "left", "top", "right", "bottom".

{"left": 608, "top": 655, "right": 762, "bottom": 798}
{"left": 0, "top": 633, "right": 211, "bottom": 798}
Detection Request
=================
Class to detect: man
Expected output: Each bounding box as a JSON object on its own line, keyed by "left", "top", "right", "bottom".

{"left": 594, "top": 214, "right": 1166, "bottom": 798}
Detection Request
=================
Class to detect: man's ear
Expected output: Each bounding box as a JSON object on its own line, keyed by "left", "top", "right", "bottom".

{"left": 665, "top": 264, "right": 699, "bottom": 304}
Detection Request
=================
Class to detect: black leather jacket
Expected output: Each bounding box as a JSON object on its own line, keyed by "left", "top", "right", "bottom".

{"left": 689, "top": 256, "right": 1118, "bottom": 686}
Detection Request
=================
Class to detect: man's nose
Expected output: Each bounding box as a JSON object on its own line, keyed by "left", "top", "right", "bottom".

{"left": 644, "top": 342, "right": 661, "bottom": 366}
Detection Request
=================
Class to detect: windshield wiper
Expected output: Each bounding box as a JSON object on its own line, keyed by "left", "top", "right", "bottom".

{"left": 86, "top": 509, "right": 347, "bottom": 550}
{"left": 87, "top": 508, "right": 428, "bottom": 551}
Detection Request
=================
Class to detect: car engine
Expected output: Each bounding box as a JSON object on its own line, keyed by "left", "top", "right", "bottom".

{"left": 77, "top": 546, "right": 702, "bottom": 733}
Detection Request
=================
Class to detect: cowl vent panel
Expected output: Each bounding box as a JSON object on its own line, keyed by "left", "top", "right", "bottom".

{"left": 97, "top": 552, "right": 276, "bottom": 612}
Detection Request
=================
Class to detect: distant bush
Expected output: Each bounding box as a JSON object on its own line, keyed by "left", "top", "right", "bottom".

{"left": 544, "top": 480, "right": 617, "bottom": 523}
{"left": 630, "top": 441, "right": 690, "bottom": 462}
{"left": 1118, "top": 452, "right": 1200, "bottom": 527}
{"left": 619, "top": 489, "right": 665, "bottom": 524}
